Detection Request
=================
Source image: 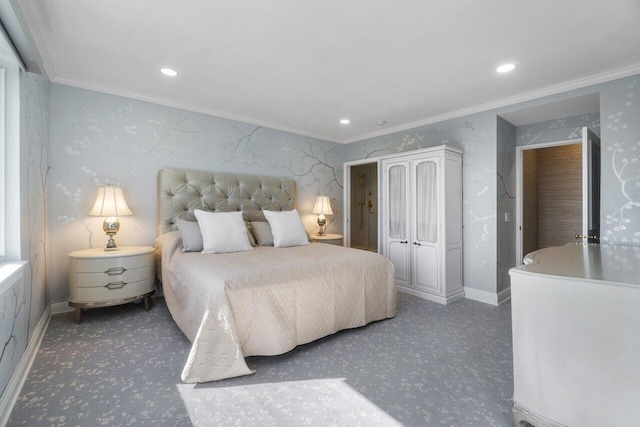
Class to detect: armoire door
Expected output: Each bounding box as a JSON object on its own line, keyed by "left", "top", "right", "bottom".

{"left": 411, "top": 158, "right": 440, "bottom": 293}
{"left": 383, "top": 160, "right": 411, "bottom": 288}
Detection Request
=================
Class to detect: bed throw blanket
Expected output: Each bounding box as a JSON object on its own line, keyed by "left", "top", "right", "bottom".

{"left": 157, "top": 231, "right": 396, "bottom": 383}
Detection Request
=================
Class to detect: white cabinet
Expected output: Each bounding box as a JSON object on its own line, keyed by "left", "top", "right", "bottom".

{"left": 381, "top": 146, "right": 463, "bottom": 304}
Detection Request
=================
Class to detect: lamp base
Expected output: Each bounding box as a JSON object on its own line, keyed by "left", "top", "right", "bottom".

{"left": 317, "top": 216, "right": 327, "bottom": 236}
{"left": 104, "top": 233, "right": 119, "bottom": 251}
{"left": 103, "top": 217, "right": 120, "bottom": 251}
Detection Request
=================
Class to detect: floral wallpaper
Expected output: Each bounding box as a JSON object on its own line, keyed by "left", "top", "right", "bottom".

{"left": 516, "top": 112, "right": 600, "bottom": 146}
{"left": 45, "top": 73, "right": 640, "bottom": 304}
{"left": 496, "top": 117, "right": 516, "bottom": 293}
{"left": 346, "top": 113, "right": 499, "bottom": 295}
{"left": 0, "top": 71, "right": 49, "bottom": 402}
{"left": 600, "top": 77, "right": 640, "bottom": 246}
{"left": 345, "top": 74, "right": 640, "bottom": 298}
{"left": 48, "top": 84, "right": 344, "bottom": 302}
{"left": 20, "top": 72, "right": 50, "bottom": 334}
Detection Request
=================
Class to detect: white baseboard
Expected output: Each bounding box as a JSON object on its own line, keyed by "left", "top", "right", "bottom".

{"left": 463, "top": 287, "right": 498, "bottom": 306}
{"left": 397, "top": 285, "right": 465, "bottom": 305}
{"left": 497, "top": 287, "right": 511, "bottom": 305}
{"left": 50, "top": 300, "right": 73, "bottom": 314}
{"left": 0, "top": 304, "right": 51, "bottom": 427}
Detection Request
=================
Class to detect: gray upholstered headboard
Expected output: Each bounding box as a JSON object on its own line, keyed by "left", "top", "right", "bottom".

{"left": 158, "top": 168, "right": 297, "bottom": 235}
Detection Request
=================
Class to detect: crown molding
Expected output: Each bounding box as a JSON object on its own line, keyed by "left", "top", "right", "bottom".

{"left": 49, "top": 62, "right": 640, "bottom": 146}
{"left": 12, "top": 0, "right": 56, "bottom": 78}
{"left": 51, "top": 76, "right": 342, "bottom": 143}
{"left": 341, "top": 63, "right": 640, "bottom": 144}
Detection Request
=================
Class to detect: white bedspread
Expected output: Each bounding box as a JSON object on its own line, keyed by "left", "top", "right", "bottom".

{"left": 156, "top": 232, "right": 396, "bottom": 383}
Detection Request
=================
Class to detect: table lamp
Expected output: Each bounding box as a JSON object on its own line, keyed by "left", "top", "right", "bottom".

{"left": 88, "top": 185, "right": 132, "bottom": 251}
{"left": 312, "top": 196, "right": 333, "bottom": 236}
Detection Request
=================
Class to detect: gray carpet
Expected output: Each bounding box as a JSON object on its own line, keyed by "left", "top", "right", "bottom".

{"left": 8, "top": 293, "right": 513, "bottom": 426}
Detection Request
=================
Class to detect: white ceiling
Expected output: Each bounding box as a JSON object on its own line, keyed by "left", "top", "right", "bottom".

{"left": 16, "top": 0, "right": 640, "bottom": 143}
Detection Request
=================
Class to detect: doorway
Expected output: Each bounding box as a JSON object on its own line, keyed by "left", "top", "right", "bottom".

{"left": 516, "top": 127, "right": 601, "bottom": 263}
{"left": 343, "top": 159, "right": 380, "bottom": 252}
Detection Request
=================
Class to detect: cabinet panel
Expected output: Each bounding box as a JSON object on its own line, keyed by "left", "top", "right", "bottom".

{"left": 383, "top": 161, "right": 411, "bottom": 288}
{"left": 388, "top": 241, "right": 410, "bottom": 286}
{"left": 414, "top": 159, "right": 438, "bottom": 244}
{"left": 413, "top": 244, "right": 439, "bottom": 292}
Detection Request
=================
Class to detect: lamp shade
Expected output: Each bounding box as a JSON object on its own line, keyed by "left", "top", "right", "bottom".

{"left": 88, "top": 186, "right": 132, "bottom": 217}
{"left": 312, "top": 196, "right": 333, "bottom": 216}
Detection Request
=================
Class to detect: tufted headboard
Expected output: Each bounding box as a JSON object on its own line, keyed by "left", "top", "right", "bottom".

{"left": 158, "top": 168, "right": 297, "bottom": 235}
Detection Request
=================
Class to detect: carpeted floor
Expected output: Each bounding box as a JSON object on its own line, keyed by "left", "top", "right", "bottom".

{"left": 8, "top": 292, "right": 513, "bottom": 426}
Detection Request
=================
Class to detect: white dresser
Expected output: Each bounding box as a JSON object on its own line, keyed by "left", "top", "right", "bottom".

{"left": 510, "top": 243, "right": 640, "bottom": 427}
{"left": 68, "top": 246, "right": 155, "bottom": 323}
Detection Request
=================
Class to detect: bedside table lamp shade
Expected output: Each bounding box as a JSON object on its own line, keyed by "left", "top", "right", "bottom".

{"left": 312, "top": 196, "right": 333, "bottom": 236}
{"left": 88, "top": 185, "right": 132, "bottom": 251}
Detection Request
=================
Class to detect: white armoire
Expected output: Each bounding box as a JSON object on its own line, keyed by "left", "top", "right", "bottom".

{"left": 381, "top": 145, "right": 463, "bottom": 305}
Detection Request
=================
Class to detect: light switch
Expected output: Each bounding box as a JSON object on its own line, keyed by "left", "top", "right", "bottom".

{"left": 504, "top": 212, "right": 510, "bottom": 223}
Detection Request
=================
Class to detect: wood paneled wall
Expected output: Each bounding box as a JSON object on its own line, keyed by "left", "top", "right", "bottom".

{"left": 537, "top": 144, "right": 582, "bottom": 248}
{"left": 522, "top": 150, "right": 539, "bottom": 258}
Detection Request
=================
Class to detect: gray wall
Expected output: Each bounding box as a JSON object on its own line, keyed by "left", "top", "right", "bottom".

{"left": 0, "top": 70, "right": 49, "bottom": 402}
{"left": 20, "top": 72, "right": 50, "bottom": 337}
{"left": 346, "top": 113, "right": 499, "bottom": 294}
{"left": 516, "top": 112, "right": 600, "bottom": 146}
{"left": 346, "top": 74, "right": 640, "bottom": 296}
{"left": 496, "top": 116, "right": 516, "bottom": 293}
{"left": 43, "top": 73, "right": 640, "bottom": 302}
{"left": 594, "top": 77, "right": 638, "bottom": 246}
{"left": 48, "top": 84, "right": 344, "bottom": 302}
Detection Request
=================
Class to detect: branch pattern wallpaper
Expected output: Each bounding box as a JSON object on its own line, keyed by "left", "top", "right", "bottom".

{"left": 44, "top": 74, "right": 640, "bottom": 303}
{"left": 0, "top": 71, "right": 49, "bottom": 402}
{"left": 48, "top": 85, "right": 345, "bottom": 301}
{"left": 346, "top": 113, "right": 500, "bottom": 294}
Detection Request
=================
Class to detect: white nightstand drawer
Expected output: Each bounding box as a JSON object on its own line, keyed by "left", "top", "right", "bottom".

{"left": 76, "top": 265, "right": 152, "bottom": 288}
{"left": 75, "top": 279, "right": 152, "bottom": 303}
{"left": 75, "top": 253, "right": 150, "bottom": 273}
{"left": 311, "top": 233, "right": 343, "bottom": 246}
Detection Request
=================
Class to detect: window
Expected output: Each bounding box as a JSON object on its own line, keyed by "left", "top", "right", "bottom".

{"left": 0, "top": 66, "right": 6, "bottom": 260}
{"left": 0, "top": 24, "right": 23, "bottom": 262}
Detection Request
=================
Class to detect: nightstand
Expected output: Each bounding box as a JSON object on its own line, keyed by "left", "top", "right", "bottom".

{"left": 311, "top": 233, "right": 343, "bottom": 246}
{"left": 68, "top": 246, "right": 155, "bottom": 324}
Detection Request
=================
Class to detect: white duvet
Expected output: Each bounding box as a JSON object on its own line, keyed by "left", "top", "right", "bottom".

{"left": 156, "top": 231, "right": 396, "bottom": 383}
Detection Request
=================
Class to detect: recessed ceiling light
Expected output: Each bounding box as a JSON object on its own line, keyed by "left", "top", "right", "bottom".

{"left": 340, "top": 119, "right": 350, "bottom": 125}
{"left": 377, "top": 120, "right": 386, "bottom": 126}
{"left": 160, "top": 68, "right": 178, "bottom": 77}
{"left": 496, "top": 63, "right": 516, "bottom": 73}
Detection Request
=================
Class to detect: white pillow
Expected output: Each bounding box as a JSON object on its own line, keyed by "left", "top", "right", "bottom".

{"left": 263, "top": 209, "right": 310, "bottom": 248}
{"left": 194, "top": 210, "right": 253, "bottom": 254}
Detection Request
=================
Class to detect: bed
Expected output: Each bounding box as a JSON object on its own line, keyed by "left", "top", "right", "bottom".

{"left": 156, "top": 168, "right": 397, "bottom": 383}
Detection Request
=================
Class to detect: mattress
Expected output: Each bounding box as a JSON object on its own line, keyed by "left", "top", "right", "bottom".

{"left": 156, "top": 231, "right": 397, "bottom": 383}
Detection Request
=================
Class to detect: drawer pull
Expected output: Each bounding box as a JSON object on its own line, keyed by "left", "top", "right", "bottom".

{"left": 105, "top": 281, "right": 127, "bottom": 290}
{"left": 106, "top": 267, "right": 126, "bottom": 275}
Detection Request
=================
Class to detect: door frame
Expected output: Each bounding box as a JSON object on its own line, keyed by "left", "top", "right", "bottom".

{"left": 515, "top": 138, "right": 581, "bottom": 265}
{"left": 343, "top": 158, "right": 382, "bottom": 252}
